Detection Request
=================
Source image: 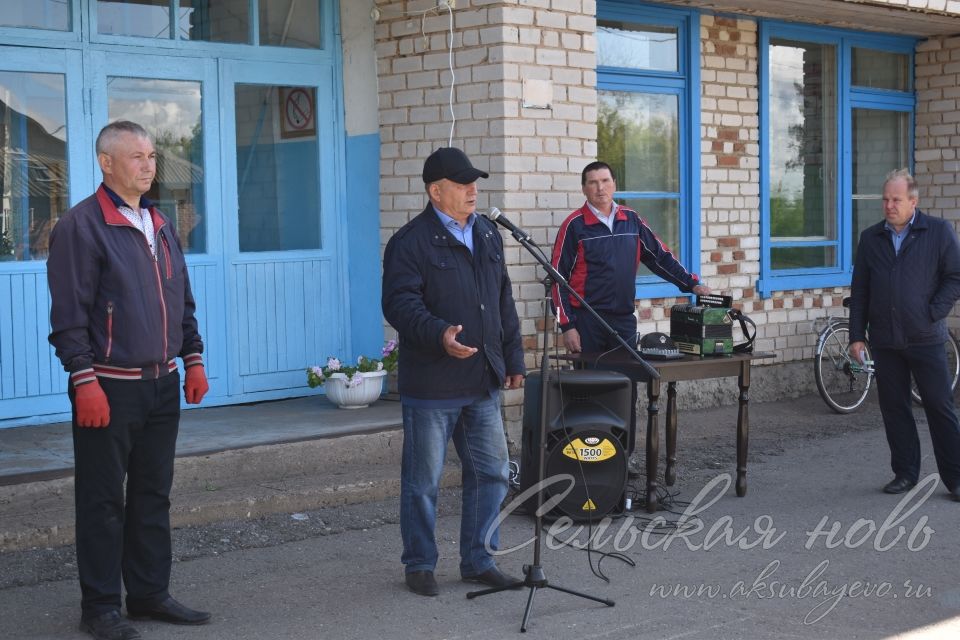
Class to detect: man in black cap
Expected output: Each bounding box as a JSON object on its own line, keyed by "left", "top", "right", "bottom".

{"left": 382, "top": 147, "right": 526, "bottom": 596}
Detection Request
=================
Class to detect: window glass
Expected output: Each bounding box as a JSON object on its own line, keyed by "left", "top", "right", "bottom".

{"left": 0, "top": 72, "right": 68, "bottom": 262}
{"left": 107, "top": 77, "right": 206, "bottom": 253}
{"left": 852, "top": 108, "right": 909, "bottom": 259}
{"left": 852, "top": 48, "right": 910, "bottom": 91}
{"left": 1, "top": 1, "right": 70, "bottom": 31}
{"left": 771, "top": 246, "right": 836, "bottom": 270}
{"left": 618, "top": 198, "right": 680, "bottom": 279}
{"left": 597, "top": 20, "right": 678, "bottom": 72}
{"left": 179, "top": 0, "right": 250, "bottom": 43}
{"left": 599, "top": 90, "right": 679, "bottom": 193}
{"left": 769, "top": 39, "right": 837, "bottom": 269}
{"left": 260, "top": 0, "right": 321, "bottom": 48}
{"left": 235, "top": 84, "right": 320, "bottom": 252}
{"left": 98, "top": 0, "right": 172, "bottom": 39}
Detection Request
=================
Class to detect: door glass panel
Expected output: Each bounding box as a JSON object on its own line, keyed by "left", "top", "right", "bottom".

{"left": 235, "top": 84, "right": 320, "bottom": 252}
{"left": 107, "top": 77, "right": 206, "bottom": 253}
{"left": 618, "top": 198, "right": 680, "bottom": 279}
{"left": 0, "top": 71, "right": 68, "bottom": 262}
{"left": 260, "top": 0, "right": 321, "bottom": 49}
{"left": 597, "top": 20, "right": 678, "bottom": 72}
{"left": 1, "top": 2, "right": 71, "bottom": 31}
{"left": 852, "top": 108, "right": 908, "bottom": 260}
{"left": 599, "top": 90, "right": 679, "bottom": 193}
{"left": 179, "top": 0, "right": 250, "bottom": 44}
{"left": 769, "top": 39, "right": 837, "bottom": 267}
{"left": 852, "top": 48, "right": 910, "bottom": 91}
{"left": 98, "top": 0, "right": 172, "bottom": 39}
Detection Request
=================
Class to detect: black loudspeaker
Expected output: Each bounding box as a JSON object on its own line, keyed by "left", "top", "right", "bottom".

{"left": 519, "top": 369, "right": 632, "bottom": 521}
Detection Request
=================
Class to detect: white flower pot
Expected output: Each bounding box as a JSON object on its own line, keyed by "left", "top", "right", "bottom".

{"left": 323, "top": 370, "right": 387, "bottom": 409}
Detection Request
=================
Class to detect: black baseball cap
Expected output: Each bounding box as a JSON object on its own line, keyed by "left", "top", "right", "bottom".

{"left": 422, "top": 147, "right": 489, "bottom": 184}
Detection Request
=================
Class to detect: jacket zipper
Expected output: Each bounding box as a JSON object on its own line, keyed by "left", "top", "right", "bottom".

{"left": 105, "top": 302, "right": 114, "bottom": 362}
{"left": 161, "top": 234, "right": 173, "bottom": 279}
{"left": 151, "top": 250, "right": 169, "bottom": 368}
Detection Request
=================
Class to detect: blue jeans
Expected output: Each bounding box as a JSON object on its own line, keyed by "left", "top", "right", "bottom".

{"left": 400, "top": 395, "right": 509, "bottom": 576}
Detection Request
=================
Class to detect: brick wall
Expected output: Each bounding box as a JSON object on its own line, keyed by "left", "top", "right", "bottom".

{"left": 914, "top": 35, "right": 960, "bottom": 227}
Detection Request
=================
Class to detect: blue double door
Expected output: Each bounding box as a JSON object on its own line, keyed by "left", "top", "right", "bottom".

{"left": 0, "top": 48, "right": 347, "bottom": 424}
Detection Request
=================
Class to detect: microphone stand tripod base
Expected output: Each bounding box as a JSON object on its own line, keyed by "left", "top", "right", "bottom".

{"left": 466, "top": 563, "right": 615, "bottom": 633}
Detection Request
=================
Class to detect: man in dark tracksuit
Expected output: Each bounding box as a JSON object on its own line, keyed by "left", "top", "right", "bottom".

{"left": 551, "top": 161, "right": 711, "bottom": 354}
{"left": 849, "top": 169, "right": 960, "bottom": 501}
{"left": 382, "top": 147, "right": 525, "bottom": 597}
{"left": 48, "top": 121, "right": 211, "bottom": 640}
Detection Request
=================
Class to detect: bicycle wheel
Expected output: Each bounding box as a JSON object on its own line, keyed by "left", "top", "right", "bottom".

{"left": 910, "top": 333, "right": 960, "bottom": 404}
{"left": 814, "top": 322, "right": 874, "bottom": 413}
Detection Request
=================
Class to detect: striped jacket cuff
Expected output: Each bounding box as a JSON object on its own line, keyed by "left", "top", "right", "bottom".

{"left": 71, "top": 368, "right": 97, "bottom": 386}
{"left": 182, "top": 353, "right": 204, "bottom": 369}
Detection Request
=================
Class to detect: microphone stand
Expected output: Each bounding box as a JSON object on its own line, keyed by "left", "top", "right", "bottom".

{"left": 466, "top": 222, "right": 659, "bottom": 632}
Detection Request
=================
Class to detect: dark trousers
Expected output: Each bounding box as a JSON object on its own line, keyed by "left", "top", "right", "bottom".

{"left": 70, "top": 373, "right": 180, "bottom": 617}
{"left": 873, "top": 344, "right": 960, "bottom": 490}
{"left": 574, "top": 311, "right": 638, "bottom": 355}
{"left": 575, "top": 311, "right": 641, "bottom": 453}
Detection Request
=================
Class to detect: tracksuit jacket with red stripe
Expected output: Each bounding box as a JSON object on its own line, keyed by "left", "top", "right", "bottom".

{"left": 47, "top": 185, "right": 204, "bottom": 387}
{"left": 550, "top": 203, "right": 701, "bottom": 332}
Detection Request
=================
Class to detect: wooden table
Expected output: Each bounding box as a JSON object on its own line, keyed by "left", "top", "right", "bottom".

{"left": 554, "top": 351, "right": 775, "bottom": 512}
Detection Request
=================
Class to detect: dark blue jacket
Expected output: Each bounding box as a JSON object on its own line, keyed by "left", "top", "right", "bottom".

{"left": 849, "top": 209, "right": 960, "bottom": 349}
{"left": 382, "top": 206, "right": 525, "bottom": 399}
{"left": 550, "top": 203, "right": 700, "bottom": 331}
{"left": 47, "top": 185, "right": 203, "bottom": 386}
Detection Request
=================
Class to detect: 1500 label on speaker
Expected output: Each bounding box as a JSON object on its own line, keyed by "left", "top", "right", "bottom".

{"left": 519, "top": 370, "right": 632, "bottom": 521}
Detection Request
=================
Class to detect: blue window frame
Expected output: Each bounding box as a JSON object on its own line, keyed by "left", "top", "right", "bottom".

{"left": 758, "top": 21, "right": 917, "bottom": 296}
{"left": 597, "top": 1, "right": 700, "bottom": 299}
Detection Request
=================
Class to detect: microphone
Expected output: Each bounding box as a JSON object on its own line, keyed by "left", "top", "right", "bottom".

{"left": 483, "top": 207, "right": 532, "bottom": 242}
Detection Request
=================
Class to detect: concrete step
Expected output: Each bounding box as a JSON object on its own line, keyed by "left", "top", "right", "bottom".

{"left": 0, "top": 396, "right": 466, "bottom": 552}
{"left": 0, "top": 429, "right": 462, "bottom": 552}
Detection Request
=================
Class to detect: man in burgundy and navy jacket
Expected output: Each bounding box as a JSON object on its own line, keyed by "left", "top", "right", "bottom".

{"left": 551, "top": 161, "right": 711, "bottom": 354}
{"left": 47, "top": 121, "right": 211, "bottom": 640}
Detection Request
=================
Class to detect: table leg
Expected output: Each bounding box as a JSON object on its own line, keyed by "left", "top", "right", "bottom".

{"left": 646, "top": 377, "right": 661, "bottom": 512}
{"left": 665, "top": 381, "right": 678, "bottom": 486}
{"left": 736, "top": 361, "right": 751, "bottom": 497}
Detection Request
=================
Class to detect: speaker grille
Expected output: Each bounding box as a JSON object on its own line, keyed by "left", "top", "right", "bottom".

{"left": 543, "top": 427, "right": 627, "bottom": 520}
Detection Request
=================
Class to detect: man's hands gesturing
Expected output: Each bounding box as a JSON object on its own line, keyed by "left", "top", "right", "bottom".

{"left": 442, "top": 325, "right": 478, "bottom": 359}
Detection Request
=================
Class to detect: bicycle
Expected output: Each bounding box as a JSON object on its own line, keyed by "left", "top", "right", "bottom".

{"left": 813, "top": 297, "right": 960, "bottom": 414}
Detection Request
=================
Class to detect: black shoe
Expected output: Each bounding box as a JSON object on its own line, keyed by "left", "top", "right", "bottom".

{"left": 882, "top": 476, "right": 917, "bottom": 494}
{"left": 79, "top": 611, "right": 141, "bottom": 640}
{"left": 951, "top": 486, "right": 960, "bottom": 502}
{"left": 127, "top": 596, "right": 210, "bottom": 625}
{"left": 405, "top": 570, "right": 439, "bottom": 596}
{"left": 462, "top": 566, "right": 522, "bottom": 589}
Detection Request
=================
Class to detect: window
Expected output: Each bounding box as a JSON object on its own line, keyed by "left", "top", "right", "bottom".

{"left": 107, "top": 77, "right": 206, "bottom": 253}
{"left": 759, "top": 23, "right": 915, "bottom": 295}
{"left": 597, "top": 1, "right": 699, "bottom": 299}
{"left": 0, "top": 71, "right": 68, "bottom": 262}
{"left": 0, "top": 2, "right": 70, "bottom": 31}
{"left": 234, "top": 84, "right": 321, "bottom": 252}
{"left": 96, "top": 0, "right": 321, "bottom": 47}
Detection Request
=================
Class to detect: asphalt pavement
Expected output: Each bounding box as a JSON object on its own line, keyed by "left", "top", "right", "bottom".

{"left": 1, "top": 392, "right": 959, "bottom": 639}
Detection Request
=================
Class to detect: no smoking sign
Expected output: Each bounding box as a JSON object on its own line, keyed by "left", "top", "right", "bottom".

{"left": 279, "top": 87, "right": 316, "bottom": 139}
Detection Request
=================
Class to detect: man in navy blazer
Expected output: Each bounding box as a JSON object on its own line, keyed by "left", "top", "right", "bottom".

{"left": 848, "top": 168, "right": 960, "bottom": 501}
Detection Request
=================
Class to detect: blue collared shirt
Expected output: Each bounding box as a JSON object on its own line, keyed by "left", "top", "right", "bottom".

{"left": 885, "top": 211, "right": 917, "bottom": 255}
{"left": 433, "top": 206, "right": 476, "bottom": 254}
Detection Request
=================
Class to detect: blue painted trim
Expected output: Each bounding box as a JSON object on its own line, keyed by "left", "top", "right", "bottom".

{"left": 757, "top": 20, "right": 917, "bottom": 297}
{"left": 345, "top": 133, "right": 385, "bottom": 359}
{"left": 598, "top": 2, "right": 701, "bottom": 301}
